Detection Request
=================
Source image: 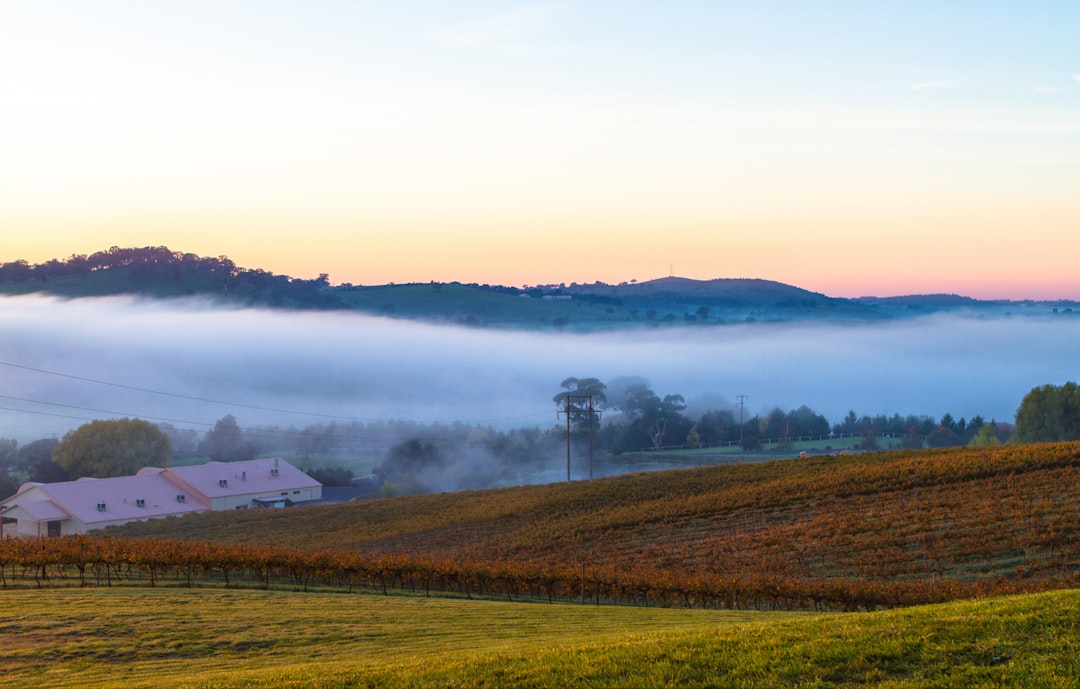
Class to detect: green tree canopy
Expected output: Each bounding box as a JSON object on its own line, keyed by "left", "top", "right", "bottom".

{"left": 553, "top": 377, "right": 607, "bottom": 431}
{"left": 1014, "top": 382, "right": 1080, "bottom": 443}
{"left": 969, "top": 423, "right": 1002, "bottom": 447}
{"left": 608, "top": 383, "right": 691, "bottom": 452}
{"left": 53, "top": 418, "right": 171, "bottom": 479}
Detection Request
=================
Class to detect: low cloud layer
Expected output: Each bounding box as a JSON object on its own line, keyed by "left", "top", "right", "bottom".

{"left": 1, "top": 294, "right": 1076, "bottom": 443}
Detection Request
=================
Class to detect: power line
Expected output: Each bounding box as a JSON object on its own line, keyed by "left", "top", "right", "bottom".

{"left": 0, "top": 404, "right": 101, "bottom": 423}
{"left": 0, "top": 393, "right": 536, "bottom": 444}
{"left": 0, "top": 359, "right": 551, "bottom": 426}
{"left": 0, "top": 359, "right": 381, "bottom": 422}
{"left": 0, "top": 400, "right": 499, "bottom": 445}
{"left": 0, "top": 394, "right": 213, "bottom": 428}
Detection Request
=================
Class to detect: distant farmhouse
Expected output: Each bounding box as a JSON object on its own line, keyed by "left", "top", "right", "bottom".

{"left": 0, "top": 458, "right": 321, "bottom": 538}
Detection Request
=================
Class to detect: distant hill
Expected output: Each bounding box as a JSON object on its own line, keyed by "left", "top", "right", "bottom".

{"left": 2, "top": 246, "right": 1076, "bottom": 330}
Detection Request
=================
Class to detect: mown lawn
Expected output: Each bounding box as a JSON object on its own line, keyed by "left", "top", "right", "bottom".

{"left": 3, "top": 588, "right": 1079, "bottom": 688}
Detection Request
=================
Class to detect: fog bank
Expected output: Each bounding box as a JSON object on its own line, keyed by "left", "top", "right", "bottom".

{"left": 1, "top": 294, "right": 1075, "bottom": 443}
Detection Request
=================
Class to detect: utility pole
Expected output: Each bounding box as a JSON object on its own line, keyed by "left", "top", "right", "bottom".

{"left": 563, "top": 397, "right": 572, "bottom": 482}
{"left": 591, "top": 393, "right": 600, "bottom": 479}
{"left": 736, "top": 394, "right": 748, "bottom": 446}
{"left": 557, "top": 394, "right": 600, "bottom": 482}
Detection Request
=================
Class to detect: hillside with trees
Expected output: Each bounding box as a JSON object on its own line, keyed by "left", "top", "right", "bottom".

{"left": 3, "top": 246, "right": 1076, "bottom": 330}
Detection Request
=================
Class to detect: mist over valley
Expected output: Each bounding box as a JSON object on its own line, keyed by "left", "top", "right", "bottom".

{"left": 2, "top": 293, "right": 1074, "bottom": 462}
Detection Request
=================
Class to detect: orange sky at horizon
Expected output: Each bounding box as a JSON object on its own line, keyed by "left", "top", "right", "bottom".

{"left": 4, "top": 202, "right": 1077, "bottom": 301}
{"left": 3, "top": 3, "right": 1078, "bottom": 302}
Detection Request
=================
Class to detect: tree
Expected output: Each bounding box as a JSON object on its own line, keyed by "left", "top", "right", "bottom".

{"left": 608, "top": 383, "right": 691, "bottom": 452}
{"left": 858, "top": 417, "right": 879, "bottom": 450}
{"left": 553, "top": 377, "right": 607, "bottom": 410}
{"left": 30, "top": 458, "right": 69, "bottom": 483}
{"left": 685, "top": 426, "right": 703, "bottom": 448}
{"left": 740, "top": 416, "right": 761, "bottom": 451}
{"left": 968, "top": 424, "right": 1001, "bottom": 447}
{"left": 200, "top": 414, "right": 255, "bottom": 462}
{"left": 0, "top": 437, "right": 17, "bottom": 468}
{"left": 835, "top": 410, "right": 858, "bottom": 436}
{"left": 0, "top": 468, "right": 19, "bottom": 500}
{"left": 553, "top": 377, "right": 607, "bottom": 431}
{"left": 305, "top": 466, "right": 354, "bottom": 486}
{"left": 787, "top": 405, "right": 830, "bottom": 438}
{"left": 964, "top": 415, "right": 986, "bottom": 444}
{"left": 901, "top": 417, "right": 926, "bottom": 449}
{"left": 940, "top": 413, "right": 957, "bottom": 434}
{"left": 377, "top": 439, "right": 443, "bottom": 494}
{"left": 157, "top": 422, "right": 199, "bottom": 459}
{"left": 695, "top": 409, "right": 738, "bottom": 445}
{"left": 18, "top": 438, "right": 59, "bottom": 472}
{"left": 1014, "top": 382, "right": 1080, "bottom": 443}
{"left": 926, "top": 425, "right": 961, "bottom": 448}
{"left": 762, "top": 408, "right": 790, "bottom": 445}
{"left": 53, "top": 418, "right": 172, "bottom": 479}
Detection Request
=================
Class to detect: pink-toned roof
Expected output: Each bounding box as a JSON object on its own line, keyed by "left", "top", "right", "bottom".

{"left": 18, "top": 499, "right": 71, "bottom": 521}
{"left": 0, "top": 459, "right": 320, "bottom": 534}
{"left": 34, "top": 473, "right": 209, "bottom": 525}
{"left": 164, "top": 459, "right": 320, "bottom": 499}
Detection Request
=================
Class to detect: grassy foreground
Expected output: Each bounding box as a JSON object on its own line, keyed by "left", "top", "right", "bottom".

{"left": 3, "top": 588, "right": 1079, "bottom": 688}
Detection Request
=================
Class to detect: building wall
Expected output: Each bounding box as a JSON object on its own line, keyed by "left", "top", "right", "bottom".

{"left": 0, "top": 508, "right": 91, "bottom": 538}
{"left": 214, "top": 485, "right": 322, "bottom": 510}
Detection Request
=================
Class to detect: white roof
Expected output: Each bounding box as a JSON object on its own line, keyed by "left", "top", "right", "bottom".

{"left": 17, "top": 499, "right": 71, "bottom": 521}
{"left": 164, "top": 459, "right": 320, "bottom": 499}
{"left": 27, "top": 473, "right": 209, "bottom": 525}
{"left": 0, "top": 458, "right": 319, "bottom": 531}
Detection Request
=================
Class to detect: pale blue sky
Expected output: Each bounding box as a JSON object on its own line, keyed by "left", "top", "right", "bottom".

{"left": 2, "top": 1, "right": 1078, "bottom": 297}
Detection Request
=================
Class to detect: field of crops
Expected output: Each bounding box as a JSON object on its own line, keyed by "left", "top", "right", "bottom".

{"left": 109, "top": 443, "right": 1080, "bottom": 609}
{"left": 4, "top": 587, "right": 1080, "bottom": 688}
{"left": 7, "top": 443, "right": 1080, "bottom": 687}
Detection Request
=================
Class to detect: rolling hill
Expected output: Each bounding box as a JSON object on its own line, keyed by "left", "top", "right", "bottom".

{"left": 4, "top": 246, "right": 1075, "bottom": 329}
{"left": 7, "top": 443, "right": 1080, "bottom": 686}
{"left": 107, "top": 442, "right": 1080, "bottom": 610}
{"left": 8, "top": 588, "right": 1080, "bottom": 689}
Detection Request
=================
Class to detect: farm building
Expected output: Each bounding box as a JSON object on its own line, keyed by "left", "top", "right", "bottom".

{"left": 0, "top": 458, "right": 321, "bottom": 538}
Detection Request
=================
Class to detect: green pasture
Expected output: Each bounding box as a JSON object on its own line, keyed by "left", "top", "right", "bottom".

{"left": 610, "top": 434, "right": 879, "bottom": 467}
{"left": 334, "top": 281, "right": 632, "bottom": 327}
{"left": 3, "top": 587, "right": 1079, "bottom": 688}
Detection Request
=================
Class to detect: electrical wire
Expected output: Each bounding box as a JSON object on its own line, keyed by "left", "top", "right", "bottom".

{"left": 0, "top": 359, "right": 554, "bottom": 426}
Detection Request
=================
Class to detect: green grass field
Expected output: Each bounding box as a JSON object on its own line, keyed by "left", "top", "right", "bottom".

{"left": 3, "top": 587, "right": 1079, "bottom": 688}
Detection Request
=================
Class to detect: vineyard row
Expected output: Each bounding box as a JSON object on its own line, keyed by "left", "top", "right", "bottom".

{"left": 1, "top": 535, "right": 1074, "bottom": 613}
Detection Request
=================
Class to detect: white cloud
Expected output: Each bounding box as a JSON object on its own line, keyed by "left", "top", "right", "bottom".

{"left": 1073, "top": 74, "right": 1080, "bottom": 84}
{"left": 1033, "top": 86, "right": 1067, "bottom": 95}
{"left": 429, "top": 5, "right": 560, "bottom": 54}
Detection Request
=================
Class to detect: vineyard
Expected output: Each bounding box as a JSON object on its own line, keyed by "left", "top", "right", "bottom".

{"left": 9, "top": 443, "right": 1080, "bottom": 610}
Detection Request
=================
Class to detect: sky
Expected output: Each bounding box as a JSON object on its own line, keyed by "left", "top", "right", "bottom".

{"left": 2, "top": 1, "right": 1078, "bottom": 299}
